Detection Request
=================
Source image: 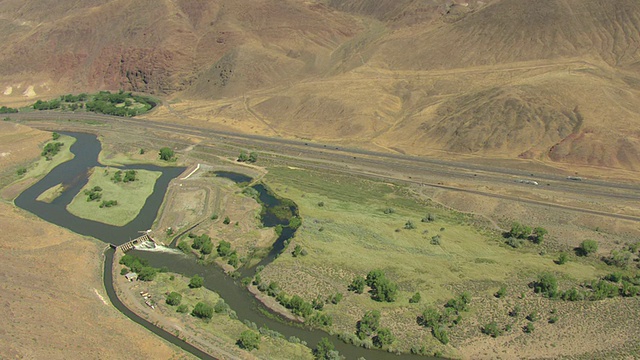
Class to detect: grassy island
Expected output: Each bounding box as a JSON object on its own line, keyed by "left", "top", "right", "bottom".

{"left": 67, "top": 167, "right": 161, "bottom": 226}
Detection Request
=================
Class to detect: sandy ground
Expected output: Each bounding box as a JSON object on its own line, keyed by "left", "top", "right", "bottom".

{"left": 0, "top": 202, "right": 189, "bottom": 360}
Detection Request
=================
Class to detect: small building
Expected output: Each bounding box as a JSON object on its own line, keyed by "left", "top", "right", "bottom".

{"left": 125, "top": 272, "right": 138, "bottom": 281}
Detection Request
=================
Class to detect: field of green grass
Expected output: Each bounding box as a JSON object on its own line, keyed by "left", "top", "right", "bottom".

{"left": 144, "top": 272, "right": 313, "bottom": 360}
{"left": 66, "top": 167, "right": 161, "bottom": 226}
{"left": 259, "top": 167, "right": 606, "bottom": 352}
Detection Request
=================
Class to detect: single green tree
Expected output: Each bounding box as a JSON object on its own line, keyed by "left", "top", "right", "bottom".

{"left": 495, "top": 285, "right": 507, "bottom": 298}
{"left": 166, "top": 292, "right": 182, "bottom": 306}
{"left": 237, "top": 330, "right": 260, "bottom": 350}
{"left": 52, "top": 132, "right": 60, "bottom": 140}
{"left": 159, "top": 147, "right": 175, "bottom": 161}
{"left": 191, "top": 302, "right": 213, "bottom": 319}
{"left": 249, "top": 151, "right": 258, "bottom": 163}
{"left": 189, "top": 274, "right": 204, "bottom": 288}
{"left": 237, "top": 150, "right": 249, "bottom": 162}
{"left": 217, "top": 240, "right": 232, "bottom": 256}
{"left": 201, "top": 241, "right": 213, "bottom": 255}
{"left": 420, "top": 306, "right": 440, "bottom": 328}
{"left": 223, "top": 216, "right": 231, "bottom": 225}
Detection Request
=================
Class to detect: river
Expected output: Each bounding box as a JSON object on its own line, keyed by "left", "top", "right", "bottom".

{"left": 14, "top": 132, "right": 431, "bottom": 360}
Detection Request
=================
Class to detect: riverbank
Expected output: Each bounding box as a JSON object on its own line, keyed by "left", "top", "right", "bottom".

{"left": 112, "top": 249, "right": 313, "bottom": 360}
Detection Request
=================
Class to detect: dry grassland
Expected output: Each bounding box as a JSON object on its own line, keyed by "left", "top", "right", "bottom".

{"left": 0, "top": 202, "right": 189, "bottom": 359}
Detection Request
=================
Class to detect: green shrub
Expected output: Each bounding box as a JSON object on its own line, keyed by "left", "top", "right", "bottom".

{"left": 556, "top": 252, "right": 569, "bottom": 265}
{"left": 409, "top": 292, "right": 421, "bottom": 304}
{"left": 533, "top": 273, "right": 558, "bottom": 298}
{"left": 176, "top": 304, "right": 188, "bottom": 313}
{"left": 579, "top": 240, "right": 598, "bottom": 256}
{"left": 523, "top": 322, "right": 535, "bottom": 333}
{"left": 481, "top": 321, "right": 503, "bottom": 337}
{"left": 433, "top": 326, "right": 449, "bottom": 345}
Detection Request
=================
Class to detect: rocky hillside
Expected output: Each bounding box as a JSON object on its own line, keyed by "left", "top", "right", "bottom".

{"left": 1, "top": 0, "right": 640, "bottom": 171}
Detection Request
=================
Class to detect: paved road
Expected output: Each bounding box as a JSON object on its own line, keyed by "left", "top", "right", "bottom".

{"left": 10, "top": 111, "right": 640, "bottom": 222}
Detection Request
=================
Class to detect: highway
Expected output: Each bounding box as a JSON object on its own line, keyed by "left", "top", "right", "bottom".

{"left": 9, "top": 111, "right": 640, "bottom": 222}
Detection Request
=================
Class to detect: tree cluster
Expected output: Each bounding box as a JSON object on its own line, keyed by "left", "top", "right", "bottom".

{"left": 119, "top": 254, "right": 158, "bottom": 281}
{"left": 33, "top": 99, "right": 61, "bottom": 110}
{"left": 84, "top": 186, "right": 103, "bottom": 202}
{"left": 0, "top": 106, "right": 18, "bottom": 114}
{"left": 99, "top": 199, "right": 118, "bottom": 208}
{"left": 237, "top": 150, "right": 258, "bottom": 163}
{"left": 216, "top": 239, "right": 239, "bottom": 267}
{"left": 41, "top": 142, "right": 64, "bottom": 160}
{"left": 159, "top": 147, "right": 175, "bottom": 161}
{"left": 188, "top": 233, "right": 214, "bottom": 255}
{"left": 417, "top": 292, "right": 471, "bottom": 345}
{"left": 505, "top": 222, "right": 548, "bottom": 246}
{"left": 112, "top": 170, "right": 137, "bottom": 183}
{"left": 255, "top": 280, "right": 334, "bottom": 327}
{"left": 313, "top": 337, "right": 342, "bottom": 360}
{"left": 533, "top": 271, "right": 640, "bottom": 301}
{"left": 365, "top": 269, "right": 398, "bottom": 302}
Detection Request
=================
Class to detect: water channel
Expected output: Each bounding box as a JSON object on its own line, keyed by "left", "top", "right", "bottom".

{"left": 14, "top": 132, "right": 431, "bottom": 360}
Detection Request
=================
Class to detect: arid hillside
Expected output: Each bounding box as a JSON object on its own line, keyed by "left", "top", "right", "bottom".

{"left": 1, "top": 0, "right": 640, "bottom": 172}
